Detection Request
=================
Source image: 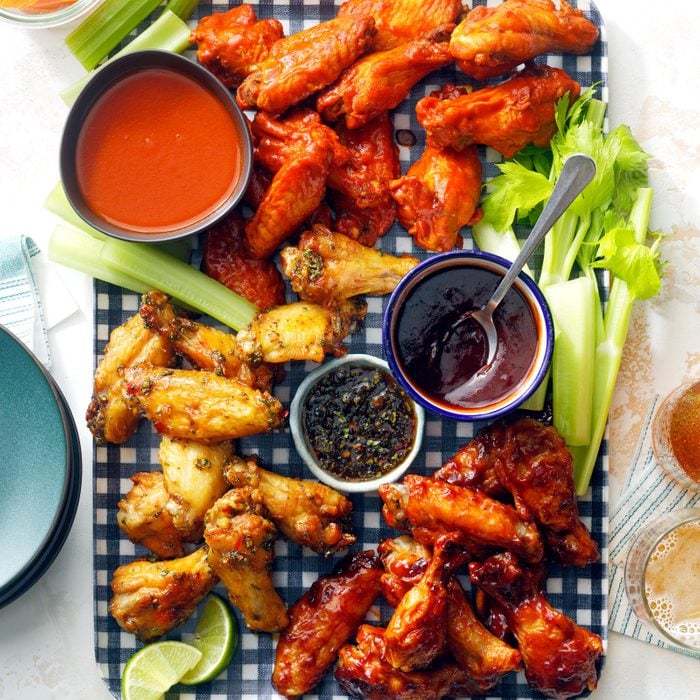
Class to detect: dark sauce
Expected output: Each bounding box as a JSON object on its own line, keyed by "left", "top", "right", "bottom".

{"left": 302, "top": 365, "right": 416, "bottom": 481}
{"left": 396, "top": 266, "right": 539, "bottom": 409}
{"left": 395, "top": 129, "right": 417, "bottom": 147}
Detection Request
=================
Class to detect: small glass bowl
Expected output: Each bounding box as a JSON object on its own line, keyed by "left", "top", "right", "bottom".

{"left": 289, "top": 354, "right": 425, "bottom": 493}
{"left": 0, "top": 0, "right": 101, "bottom": 29}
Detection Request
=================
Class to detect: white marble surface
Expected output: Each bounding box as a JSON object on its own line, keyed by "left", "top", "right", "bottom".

{"left": 1, "top": 1, "right": 699, "bottom": 698}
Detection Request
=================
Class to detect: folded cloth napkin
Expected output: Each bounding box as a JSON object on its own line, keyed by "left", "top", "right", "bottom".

{"left": 608, "top": 395, "right": 700, "bottom": 659}
{"left": 0, "top": 235, "right": 52, "bottom": 367}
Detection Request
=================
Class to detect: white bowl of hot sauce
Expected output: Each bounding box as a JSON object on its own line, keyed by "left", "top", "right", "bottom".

{"left": 60, "top": 50, "right": 253, "bottom": 243}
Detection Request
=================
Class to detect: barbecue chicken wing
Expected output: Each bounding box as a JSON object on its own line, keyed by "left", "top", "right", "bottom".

{"left": 204, "top": 488, "right": 288, "bottom": 632}
{"left": 235, "top": 299, "right": 367, "bottom": 364}
{"left": 123, "top": 364, "right": 283, "bottom": 442}
{"left": 223, "top": 454, "right": 356, "bottom": 556}
{"left": 109, "top": 547, "right": 218, "bottom": 642}
{"left": 86, "top": 312, "right": 174, "bottom": 444}
{"left": 378, "top": 535, "right": 431, "bottom": 607}
{"left": 317, "top": 24, "right": 455, "bottom": 130}
{"left": 139, "top": 290, "right": 274, "bottom": 392}
{"left": 337, "top": 0, "right": 462, "bottom": 52}
{"left": 379, "top": 474, "right": 544, "bottom": 563}
{"left": 237, "top": 14, "right": 376, "bottom": 114}
{"left": 190, "top": 4, "right": 284, "bottom": 88}
{"left": 272, "top": 551, "right": 383, "bottom": 697}
{"left": 389, "top": 143, "right": 482, "bottom": 252}
{"left": 280, "top": 226, "right": 418, "bottom": 306}
{"left": 469, "top": 552, "right": 603, "bottom": 699}
{"left": 416, "top": 64, "right": 580, "bottom": 158}
{"left": 450, "top": 0, "right": 599, "bottom": 80}
{"left": 201, "top": 212, "right": 286, "bottom": 311}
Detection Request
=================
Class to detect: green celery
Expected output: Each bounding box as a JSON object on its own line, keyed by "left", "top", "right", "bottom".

{"left": 163, "top": 0, "right": 201, "bottom": 20}
{"left": 65, "top": 0, "right": 163, "bottom": 71}
{"left": 470, "top": 220, "right": 531, "bottom": 277}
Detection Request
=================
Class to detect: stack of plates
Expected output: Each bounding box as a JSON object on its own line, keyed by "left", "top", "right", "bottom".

{"left": 0, "top": 325, "right": 81, "bottom": 608}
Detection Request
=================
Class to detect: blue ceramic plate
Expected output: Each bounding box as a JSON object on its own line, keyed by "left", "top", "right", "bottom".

{"left": 0, "top": 325, "right": 81, "bottom": 608}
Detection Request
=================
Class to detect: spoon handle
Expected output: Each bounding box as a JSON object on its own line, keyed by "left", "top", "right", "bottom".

{"left": 486, "top": 153, "right": 597, "bottom": 312}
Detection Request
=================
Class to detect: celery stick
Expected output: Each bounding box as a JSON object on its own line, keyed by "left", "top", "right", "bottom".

{"left": 471, "top": 220, "right": 531, "bottom": 276}
{"left": 163, "top": 0, "right": 201, "bottom": 20}
{"left": 65, "top": 0, "right": 163, "bottom": 71}
{"left": 62, "top": 10, "right": 192, "bottom": 106}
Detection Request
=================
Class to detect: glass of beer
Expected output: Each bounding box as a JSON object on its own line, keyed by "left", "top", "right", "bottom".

{"left": 624, "top": 508, "right": 700, "bottom": 651}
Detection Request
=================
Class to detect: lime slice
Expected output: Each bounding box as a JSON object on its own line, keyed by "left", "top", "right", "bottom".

{"left": 180, "top": 593, "right": 238, "bottom": 685}
{"left": 121, "top": 640, "right": 202, "bottom": 700}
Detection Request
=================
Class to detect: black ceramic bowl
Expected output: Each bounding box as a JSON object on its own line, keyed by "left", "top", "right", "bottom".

{"left": 60, "top": 50, "right": 253, "bottom": 243}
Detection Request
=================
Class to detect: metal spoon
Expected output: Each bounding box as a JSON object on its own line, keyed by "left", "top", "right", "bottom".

{"left": 429, "top": 152, "right": 597, "bottom": 375}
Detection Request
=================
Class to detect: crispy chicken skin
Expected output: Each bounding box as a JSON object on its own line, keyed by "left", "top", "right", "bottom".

{"left": 223, "top": 454, "right": 356, "bottom": 556}
{"left": 235, "top": 299, "right": 367, "bottom": 364}
{"left": 237, "top": 14, "right": 376, "bottom": 114}
{"left": 139, "top": 290, "right": 274, "bottom": 392}
{"left": 272, "top": 551, "right": 383, "bottom": 697}
{"left": 280, "top": 226, "right": 418, "bottom": 306}
{"left": 379, "top": 474, "right": 544, "bottom": 563}
{"left": 86, "top": 312, "right": 174, "bottom": 444}
{"left": 190, "top": 4, "right": 284, "bottom": 88}
{"left": 450, "top": 0, "right": 599, "bottom": 80}
{"left": 317, "top": 24, "right": 455, "bottom": 130}
{"left": 469, "top": 552, "right": 603, "bottom": 699}
{"left": 416, "top": 64, "right": 581, "bottom": 158}
{"left": 337, "top": 0, "right": 462, "bottom": 52}
{"left": 109, "top": 547, "right": 218, "bottom": 642}
{"left": 389, "top": 143, "right": 483, "bottom": 252}
{"left": 378, "top": 535, "right": 431, "bottom": 607}
{"left": 204, "top": 488, "right": 289, "bottom": 632}
{"left": 123, "top": 364, "right": 284, "bottom": 442}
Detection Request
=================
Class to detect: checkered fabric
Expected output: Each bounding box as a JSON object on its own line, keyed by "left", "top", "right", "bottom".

{"left": 93, "top": 2, "right": 609, "bottom": 697}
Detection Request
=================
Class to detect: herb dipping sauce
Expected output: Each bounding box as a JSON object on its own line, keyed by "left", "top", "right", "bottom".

{"left": 302, "top": 364, "right": 416, "bottom": 482}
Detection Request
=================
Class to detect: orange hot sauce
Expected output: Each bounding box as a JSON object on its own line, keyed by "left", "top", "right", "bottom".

{"left": 76, "top": 67, "right": 242, "bottom": 233}
{"left": 668, "top": 382, "right": 700, "bottom": 483}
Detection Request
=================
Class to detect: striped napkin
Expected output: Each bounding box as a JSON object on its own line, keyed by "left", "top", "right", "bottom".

{"left": 608, "top": 396, "right": 700, "bottom": 659}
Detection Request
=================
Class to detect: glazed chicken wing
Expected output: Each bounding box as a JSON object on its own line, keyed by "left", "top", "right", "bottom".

{"left": 190, "top": 4, "right": 284, "bottom": 88}
{"left": 389, "top": 143, "right": 482, "bottom": 252}
{"left": 469, "top": 552, "right": 603, "bottom": 699}
{"left": 237, "top": 14, "right": 376, "bottom": 114}
{"left": 204, "top": 488, "right": 288, "bottom": 632}
{"left": 86, "top": 312, "right": 174, "bottom": 444}
{"left": 337, "top": 0, "right": 462, "bottom": 52}
{"left": 450, "top": 0, "right": 599, "bottom": 80}
{"left": 272, "top": 551, "right": 383, "bottom": 697}
{"left": 109, "top": 547, "right": 218, "bottom": 642}
{"left": 378, "top": 535, "right": 431, "bottom": 607}
{"left": 223, "top": 454, "right": 356, "bottom": 556}
{"left": 317, "top": 24, "right": 455, "bottom": 130}
{"left": 416, "top": 64, "right": 580, "bottom": 158}
{"left": 123, "top": 364, "right": 284, "bottom": 442}
{"left": 280, "top": 226, "right": 418, "bottom": 306}
{"left": 235, "top": 299, "right": 367, "bottom": 364}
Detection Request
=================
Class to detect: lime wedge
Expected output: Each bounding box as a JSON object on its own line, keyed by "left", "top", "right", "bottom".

{"left": 180, "top": 592, "right": 238, "bottom": 685}
{"left": 121, "top": 640, "right": 202, "bottom": 700}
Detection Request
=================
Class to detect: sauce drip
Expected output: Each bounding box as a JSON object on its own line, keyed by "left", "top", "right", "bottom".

{"left": 668, "top": 381, "right": 700, "bottom": 483}
{"left": 395, "top": 129, "right": 417, "bottom": 147}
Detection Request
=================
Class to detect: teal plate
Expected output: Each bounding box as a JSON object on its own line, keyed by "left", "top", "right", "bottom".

{"left": 0, "top": 324, "right": 81, "bottom": 608}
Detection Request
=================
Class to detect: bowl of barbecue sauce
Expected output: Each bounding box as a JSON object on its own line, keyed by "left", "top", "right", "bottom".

{"left": 290, "top": 355, "right": 424, "bottom": 493}
{"left": 383, "top": 250, "right": 554, "bottom": 422}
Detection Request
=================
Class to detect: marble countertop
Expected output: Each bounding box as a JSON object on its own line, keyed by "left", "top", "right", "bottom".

{"left": 1, "top": 1, "right": 698, "bottom": 698}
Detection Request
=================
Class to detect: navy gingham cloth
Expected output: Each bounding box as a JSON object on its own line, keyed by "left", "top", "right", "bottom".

{"left": 92, "top": 2, "right": 609, "bottom": 697}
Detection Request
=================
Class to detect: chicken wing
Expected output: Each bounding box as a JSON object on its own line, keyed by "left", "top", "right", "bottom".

{"left": 469, "top": 552, "right": 603, "bottom": 699}
{"left": 123, "top": 364, "right": 284, "bottom": 442}
{"left": 109, "top": 547, "right": 218, "bottom": 642}
{"left": 450, "top": 0, "right": 599, "bottom": 80}
{"left": 223, "top": 454, "right": 356, "bottom": 556}
{"left": 190, "top": 4, "right": 284, "bottom": 88}
{"left": 337, "top": 0, "right": 462, "bottom": 52}
{"left": 280, "top": 226, "right": 418, "bottom": 306}
{"left": 317, "top": 24, "right": 455, "bottom": 129}
{"left": 389, "top": 143, "right": 482, "bottom": 252}
{"left": 379, "top": 474, "right": 544, "bottom": 563}
{"left": 416, "top": 64, "right": 580, "bottom": 158}
{"left": 204, "top": 488, "right": 288, "bottom": 632}
{"left": 235, "top": 299, "right": 367, "bottom": 364}
{"left": 86, "top": 312, "right": 174, "bottom": 444}
{"left": 272, "top": 550, "right": 383, "bottom": 697}
{"left": 237, "top": 14, "right": 376, "bottom": 114}
{"left": 378, "top": 535, "right": 431, "bottom": 608}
